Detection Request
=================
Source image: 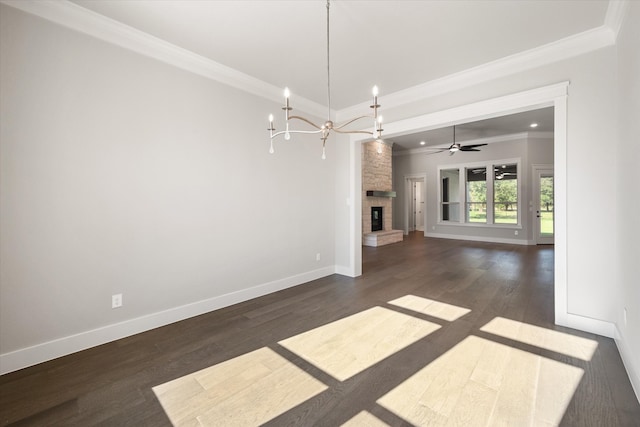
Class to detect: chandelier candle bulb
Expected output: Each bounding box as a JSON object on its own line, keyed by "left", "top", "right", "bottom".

{"left": 284, "top": 88, "right": 290, "bottom": 114}
{"left": 372, "top": 86, "right": 380, "bottom": 111}
{"left": 283, "top": 87, "right": 291, "bottom": 120}
{"left": 268, "top": 114, "right": 275, "bottom": 153}
{"left": 376, "top": 115, "right": 384, "bottom": 138}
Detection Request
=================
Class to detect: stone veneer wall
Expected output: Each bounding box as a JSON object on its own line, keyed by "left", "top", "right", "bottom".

{"left": 362, "top": 140, "right": 393, "bottom": 237}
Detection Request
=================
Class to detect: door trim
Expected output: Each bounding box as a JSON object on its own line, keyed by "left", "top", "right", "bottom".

{"left": 404, "top": 174, "right": 427, "bottom": 235}
{"left": 347, "top": 81, "right": 570, "bottom": 332}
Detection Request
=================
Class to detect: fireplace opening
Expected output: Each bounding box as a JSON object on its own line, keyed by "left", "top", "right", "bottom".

{"left": 371, "top": 206, "right": 383, "bottom": 232}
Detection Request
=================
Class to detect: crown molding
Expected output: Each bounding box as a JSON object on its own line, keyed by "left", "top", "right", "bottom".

{"left": 339, "top": 1, "right": 627, "bottom": 120}
{"left": 0, "top": 0, "right": 328, "bottom": 118}
{"left": 337, "top": 24, "right": 614, "bottom": 122}
{"left": 2, "top": 0, "right": 625, "bottom": 121}
{"left": 605, "top": 0, "right": 630, "bottom": 40}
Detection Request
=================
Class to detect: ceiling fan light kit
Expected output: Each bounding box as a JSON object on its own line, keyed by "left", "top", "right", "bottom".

{"left": 267, "top": 0, "right": 383, "bottom": 160}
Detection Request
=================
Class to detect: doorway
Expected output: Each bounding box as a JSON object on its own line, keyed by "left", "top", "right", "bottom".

{"left": 349, "top": 83, "right": 568, "bottom": 328}
{"left": 404, "top": 174, "right": 427, "bottom": 235}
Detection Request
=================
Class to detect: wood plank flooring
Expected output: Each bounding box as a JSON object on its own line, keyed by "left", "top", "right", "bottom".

{"left": 1, "top": 234, "right": 639, "bottom": 426}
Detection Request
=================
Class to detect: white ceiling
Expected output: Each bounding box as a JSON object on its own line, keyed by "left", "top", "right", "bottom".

{"left": 61, "top": 1, "right": 608, "bottom": 149}
{"left": 68, "top": 0, "right": 609, "bottom": 109}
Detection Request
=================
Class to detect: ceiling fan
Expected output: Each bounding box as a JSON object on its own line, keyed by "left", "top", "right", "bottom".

{"left": 426, "top": 125, "right": 487, "bottom": 156}
{"left": 471, "top": 166, "right": 517, "bottom": 179}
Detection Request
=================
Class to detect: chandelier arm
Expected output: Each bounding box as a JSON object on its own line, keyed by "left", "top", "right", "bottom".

{"left": 333, "top": 129, "right": 373, "bottom": 135}
{"left": 333, "top": 115, "right": 376, "bottom": 130}
{"left": 288, "top": 129, "right": 324, "bottom": 135}
{"left": 288, "top": 115, "right": 324, "bottom": 130}
{"left": 271, "top": 129, "right": 324, "bottom": 139}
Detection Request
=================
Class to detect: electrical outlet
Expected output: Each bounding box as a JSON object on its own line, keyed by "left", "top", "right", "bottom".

{"left": 316, "top": 253, "right": 321, "bottom": 261}
{"left": 514, "top": 230, "right": 519, "bottom": 236}
{"left": 112, "top": 293, "right": 123, "bottom": 309}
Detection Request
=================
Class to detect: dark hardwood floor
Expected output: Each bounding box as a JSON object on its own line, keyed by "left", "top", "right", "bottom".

{"left": 1, "top": 233, "right": 639, "bottom": 426}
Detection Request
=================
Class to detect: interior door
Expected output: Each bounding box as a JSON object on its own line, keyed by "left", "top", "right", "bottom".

{"left": 409, "top": 182, "right": 416, "bottom": 232}
{"left": 534, "top": 168, "right": 554, "bottom": 244}
{"left": 415, "top": 181, "right": 424, "bottom": 231}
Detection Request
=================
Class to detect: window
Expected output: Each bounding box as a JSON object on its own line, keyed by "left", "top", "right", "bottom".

{"left": 439, "top": 160, "right": 520, "bottom": 226}
{"left": 441, "top": 169, "right": 460, "bottom": 221}
{"left": 494, "top": 164, "right": 518, "bottom": 224}
{"left": 466, "top": 167, "right": 486, "bottom": 223}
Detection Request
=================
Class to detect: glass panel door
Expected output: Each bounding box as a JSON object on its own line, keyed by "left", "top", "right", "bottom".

{"left": 535, "top": 168, "right": 554, "bottom": 244}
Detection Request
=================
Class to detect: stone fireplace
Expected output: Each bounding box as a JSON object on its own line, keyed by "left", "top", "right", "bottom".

{"left": 362, "top": 140, "right": 403, "bottom": 247}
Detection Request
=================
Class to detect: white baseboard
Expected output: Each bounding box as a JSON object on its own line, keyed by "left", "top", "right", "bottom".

{"left": 0, "top": 266, "right": 336, "bottom": 375}
{"left": 556, "top": 312, "right": 615, "bottom": 338}
{"left": 334, "top": 264, "right": 355, "bottom": 277}
{"left": 556, "top": 314, "right": 639, "bottom": 404}
{"left": 615, "top": 325, "right": 640, "bottom": 403}
{"left": 425, "top": 232, "right": 534, "bottom": 246}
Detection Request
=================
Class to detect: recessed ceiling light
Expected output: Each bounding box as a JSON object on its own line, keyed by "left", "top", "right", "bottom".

{"left": 530, "top": 123, "right": 538, "bottom": 128}
{"left": 420, "top": 141, "right": 426, "bottom": 145}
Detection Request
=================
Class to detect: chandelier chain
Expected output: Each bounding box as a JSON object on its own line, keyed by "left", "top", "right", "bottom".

{"left": 326, "top": 0, "right": 331, "bottom": 120}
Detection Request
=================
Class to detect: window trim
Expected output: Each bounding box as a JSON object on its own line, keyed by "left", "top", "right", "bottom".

{"left": 438, "top": 158, "right": 522, "bottom": 228}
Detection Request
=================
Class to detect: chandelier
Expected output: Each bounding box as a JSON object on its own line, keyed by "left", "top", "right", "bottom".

{"left": 267, "top": 0, "right": 383, "bottom": 159}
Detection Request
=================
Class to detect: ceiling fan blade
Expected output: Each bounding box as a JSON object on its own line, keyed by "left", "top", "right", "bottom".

{"left": 423, "top": 146, "right": 451, "bottom": 154}
{"left": 462, "top": 143, "right": 488, "bottom": 149}
{"left": 460, "top": 148, "right": 481, "bottom": 152}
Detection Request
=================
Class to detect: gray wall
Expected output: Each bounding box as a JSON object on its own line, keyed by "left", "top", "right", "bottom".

{"left": 0, "top": 5, "right": 336, "bottom": 363}
{"left": 615, "top": 0, "right": 640, "bottom": 397}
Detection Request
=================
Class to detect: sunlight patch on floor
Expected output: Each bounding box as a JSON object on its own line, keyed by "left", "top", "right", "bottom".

{"left": 377, "top": 335, "right": 584, "bottom": 427}
{"left": 279, "top": 306, "right": 441, "bottom": 381}
{"left": 480, "top": 316, "right": 598, "bottom": 361}
{"left": 341, "top": 411, "right": 390, "bottom": 426}
{"left": 388, "top": 294, "right": 471, "bottom": 321}
{"left": 152, "top": 347, "right": 327, "bottom": 426}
